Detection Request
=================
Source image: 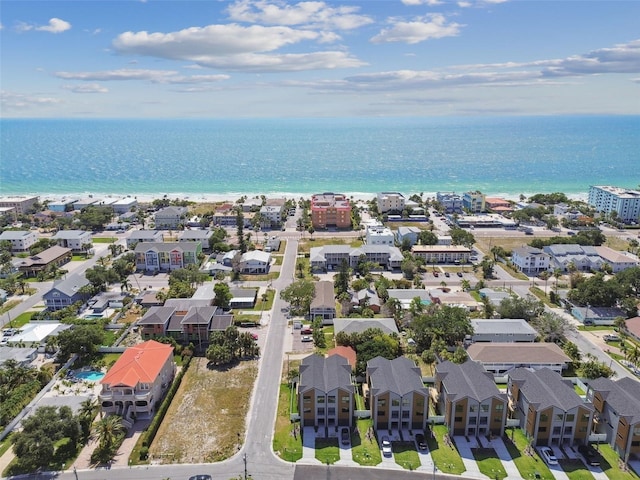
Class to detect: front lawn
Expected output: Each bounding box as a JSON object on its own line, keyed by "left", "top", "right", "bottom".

{"left": 597, "top": 443, "right": 640, "bottom": 480}
{"left": 351, "top": 418, "right": 382, "bottom": 466}
{"left": 473, "top": 448, "right": 507, "bottom": 480}
{"left": 503, "top": 429, "right": 553, "bottom": 480}
{"left": 3, "top": 311, "right": 32, "bottom": 328}
{"left": 427, "top": 425, "right": 466, "bottom": 475}
{"left": 393, "top": 441, "right": 421, "bottom": 470}
{"left": 273, "top": 383, "right": 302, "bottom": 462}
{"left": 92, "top": 237, "right": 116, "bottom": 243}
{"left": 559, "top": 458, "right": 594, "bottom": 480}
{"left": 315, "top": 438, "right": 340, "bottom": 464}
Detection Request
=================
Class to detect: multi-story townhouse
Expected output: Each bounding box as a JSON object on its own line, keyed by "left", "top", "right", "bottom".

{"left": 126, "top": 230, "right": 164, "bottom": 249}
{"left": 435, "top": 360, "right": 507, "bottom": 437}
{"left": 436, "top": 192, "right": 462, "bottom": 213}
{"left": 298, "top": 354, "right": 355, "bottom": 430}
{"left": 52, "top": 230, "right": 92, "bottom": 252}
{"left": 178, "top": 229, "right": 214, "bottom": 252}
{"left": 311, "top": 193, "right": 352, "bottom": 229}
{"left": 511, "top": 246, "right": 551, "bottom": 274}
{"left": 594, "top": 246, "right": 640, "bottom": 273}
{"left": 0, "top": 195, "right": 39, "bottom": 215}
{"left": 588, "top": 186, "right": 640, "bottom": 223}
{"left": 334, "top": 318, "right": 399, "bottom": 337}
{"left": 508, "top": 368, "right": 593, "bottom": 446}
{"left": 543, "top": 244, "right": 603, "bottom": 272}
{"left": 462, "top": 191, "right": 486, "bottom": 213}
{"left": 377, "top": 192, "right": 406, "bottom": 214}
{"left": 0, "top": 230, "right": 38, "bottom": 252}
{"left": 411, "top": 245, "right": 471, "bottom": 264}
{"left": 134, "top": 242, "right": 201, "bottom": 272}
{"left": 310, "top": 245, "right": 403, "bottom": 272}
{"left": 154, "top": 206, "right": 188, "bottom": 229}
{"left": 469, "top": 319, "right": 539, "bottom": 344}
{"left": 587, "top": 377, "right": 640, "bottom": 462}
{"left": 310, "top": 281, "right": 336, "bottom": 323}
{"left": 395, "top": 226, "right": 421, "bottom": 247}
{"left": 367, "top": 356, "right": 429, "bottom": 432}
{"left": 99, "top": 340, "right": 176, "bottom": 425}
{"left": 365, "top": 225, "right": 394, "bottom": 245}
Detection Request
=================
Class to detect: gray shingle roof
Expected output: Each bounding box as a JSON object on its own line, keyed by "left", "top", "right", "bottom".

{"left": 471, "top": 319, "right": 539, "bottom": 336}
{"left": 333, "top": 318, "right": 399, "bottom": 336}
{"left": 367, "top": 356, "right": 428, "bottom": 397}
{"left": 509, "top": 367, "right": 591, "bottom": 412}
{"left": 49, "top": 272, "right": 89, "bottom": 297}
{"left": 590, "top": 376, "right": 640, "bottom": 425}
{"left": 134, "top": 242, "right": 199, "bottom": 254}
{"left": 138, "top": 306, "right": 176, "bottom": 325}
{"left": 299, "top": 354, "right": 353, "bottom": 394}
{"left": 436, "top": 360, "right": 503, "bottom": 403}
{"left": 467, "top": 342, "right": 570, "bottom": 364}
{"left": 0, "top": 230, "right": 34, "bottom": 240}
{"left": 311, "top": 281, "right": 335, "bottom": 310}
{"left": 181, "top": 306, "right": 218, "bottom": 325}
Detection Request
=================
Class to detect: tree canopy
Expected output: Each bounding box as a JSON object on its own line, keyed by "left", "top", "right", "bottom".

{"left": 280, "top": 279, "right": 315, "bottom": 315}
{"left": 335, "top": 327, "right": 400, "bottom": 375}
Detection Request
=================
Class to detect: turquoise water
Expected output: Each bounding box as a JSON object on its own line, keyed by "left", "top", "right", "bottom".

{"left": 1, "top": 116, "right": 638, "bottom": 197}
{"left": 75, "top": 370, "right": 105, "bottom": 381}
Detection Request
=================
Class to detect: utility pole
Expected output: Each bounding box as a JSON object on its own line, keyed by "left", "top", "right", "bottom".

{"left": 243, "top": 452, "right": 247, "bottom": 480}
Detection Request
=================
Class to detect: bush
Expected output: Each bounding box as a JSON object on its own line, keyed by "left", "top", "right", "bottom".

{"left": 139, "top": 446, "right": 149, "bottom": 460}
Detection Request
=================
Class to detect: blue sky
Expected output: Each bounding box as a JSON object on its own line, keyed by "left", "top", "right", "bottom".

{"left": 1, "top": 0, "right": 639, "bottom": 118}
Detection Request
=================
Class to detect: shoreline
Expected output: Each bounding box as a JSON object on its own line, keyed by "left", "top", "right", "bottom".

{"left": 12, "top": 190, "right": 589, "bottom": 205}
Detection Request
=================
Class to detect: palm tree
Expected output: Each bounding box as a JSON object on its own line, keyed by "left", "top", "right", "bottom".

{"left": 94, "top": 415, "right": 125, "bottom": 450}
{"left": 79, "top": 398, "right": 99, "bottom": 421}
{"left": 553, "top": 268, "right": 563, "bottom": 294}
{"left": 539, "top": 270, "right": 551, "bottom": 295}
{"left": 120, "top": 278, "right": 132, "bottom": 293}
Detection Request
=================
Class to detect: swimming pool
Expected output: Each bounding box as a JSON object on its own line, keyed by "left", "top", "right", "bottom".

{"left": 84, "top": 314, "right": 104, "bottom": 319}
{"left": 75, "top": 370, "right": 105, "bottom": 381}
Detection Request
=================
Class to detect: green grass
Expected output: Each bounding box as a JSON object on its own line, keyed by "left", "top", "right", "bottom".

{"left": 3, "top": 311, "right": 32, "bottom": 328}
{"left": 92, "top": 237, "right": 116, "bottom": 243}
{"left": 503, "top": 429, "right": 554, "bottom": 480}
{"left": 351, "top": 418, "right": 382, "bottom": 466}
{"left": 251, "top": 289, "right": 275, "bottom": 311}
{"left": 315, "top": 438, "right": 340, "bottom": 464}
{"left": 393, "top": 441, "right": 421, "bottom": 470}
{"left": 427, "top": 425, "right": 466, "bottom": 475}
{"left": 597, "top": 443, "right": 640, "bottom": 480}
{"left": 273, "top": 384, "right": 302, "bottom": 462}
{"left": 473, "top": 448, "right": 508, "bottom": 480}
{"left": 97, "top": 352, "right": 121, "bottom": 369}
{"left": 559, "top": 458, "right": 594, "bottom": 480}
{"left": 0, "top": 433, "right": 13, "bottom": 457}
{"left": 0, "top": 300, "right": 21, "bottom": 316}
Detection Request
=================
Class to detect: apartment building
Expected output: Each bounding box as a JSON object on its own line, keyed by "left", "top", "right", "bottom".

{"left": 0, "top": 230, "right": 38, "bottom": 252}
{"left": 588, "top": 186, "right": 640, "bottom": 223}
{"left": 377, "top": 192, "right": 406, "bottom": 214}
{"left": 411, "top": 245, "right": 471, "bottom": 264}
{"left": 435, "top": 192, "right": 462, "bottom": 213}
{"left": 310, "top": 245, "right": 403, "bottom": 271}
{"left": 0, "top": 196, "right": 39, "bottom": 215}
{"left": 511, "top": 246, "right": 551, "bottom": 274}
{"left": 462, "top": 191, "right": 486, "bottom": 213}
{"left": 52, "top": 230, "right": 93, "bottom": 252}
{"left": 134, "top": 242, "right": 201, "bottom": 272}
{"left": 311, "top": 193, "right": 352, "bottom": 229}
{"left": 365, "top": 225, "right": 394, "bottom": 245}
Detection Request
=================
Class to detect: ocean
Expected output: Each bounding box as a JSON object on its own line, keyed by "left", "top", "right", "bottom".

{"left": 1, "top": 116, "right": 638, "bottom": 199}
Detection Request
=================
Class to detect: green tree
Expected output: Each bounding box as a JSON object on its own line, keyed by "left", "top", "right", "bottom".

{"left": 334, "top": 259, "right": 351, "bottom": 296}
{"left": 579, "top": 356, "right": 615, "bottom": 379}
{"left": 213, "top": 282, "right": 233, "bottom": 309}
{"left": 236, "top": 209, "right": 247, "bottom": 253}
{"left": 496, "top": 295, "right": 545, "bottom": 322}
{"left": 280, "top": 279, "right": 315, "bottom": 315}
{"left": 418, "top": 230, "right": 438, "bottom": 246}
{"left": 56, "top": 325, "right": 105, "bottom": 360}
{"left": 450, "top": 227, "right": 476, "bottom": 248}
{"left": 94, "top": 415, "right": 125, "bottom": 457}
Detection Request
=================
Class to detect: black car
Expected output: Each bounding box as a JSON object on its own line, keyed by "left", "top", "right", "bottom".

{"left": 415, "top": 433, "right": 427, "bottom": 451}
{"left": 189, "top": 476, "right": 213, "bottom": 480}
{"left": 578, "top": 444, "right": 601, "bottom": 467}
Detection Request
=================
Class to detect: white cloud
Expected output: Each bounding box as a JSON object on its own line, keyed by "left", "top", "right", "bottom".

{"left": 542, "top": 39, "right": 640, "bottom": 76}
{"left": 61, "top": 83, "right": 109, "bottom": 93}
{"left": 1, "top": 90, "right": 62, "bottom": 110}
{"left": 17, "top": 17, "right": 71, "bottom": 34}
{"left": 54, "top": 68, "right": 231, "bottom": 84}
{"left": 226, "top": 0, "right": 373, "bottom": 30}
{"left": 402, "top": 0, "right": 443, "bottom": 5}
{"left": 371, "top": 14, "right": 462, "bottom": 44}
{"left": 112, "top": 24, "right": 365, "bottom": 72}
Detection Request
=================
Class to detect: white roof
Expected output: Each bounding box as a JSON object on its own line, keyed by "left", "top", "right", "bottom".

{"left": 10, "top": 322, "right": 71, "bottom": 343}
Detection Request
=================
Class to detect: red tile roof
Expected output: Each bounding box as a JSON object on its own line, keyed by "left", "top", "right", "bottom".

{"left": 327, "top": 345, "right": 357, "bottom": 368}
{"left": 100, "top": 340, "right": 173, "bottom": 388}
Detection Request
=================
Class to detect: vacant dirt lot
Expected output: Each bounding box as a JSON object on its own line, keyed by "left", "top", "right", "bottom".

{"left": 149, "top": 357, "right": 258, "bottom": 464}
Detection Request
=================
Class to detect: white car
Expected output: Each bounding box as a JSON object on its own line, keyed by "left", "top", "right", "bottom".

{"left": 539, "top": 446, "right": 558, "bottom": 465}
{"left": 381, "top": 436, "right": 392, "bottom": 457}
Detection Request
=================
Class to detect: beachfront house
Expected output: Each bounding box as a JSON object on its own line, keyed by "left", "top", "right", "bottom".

{"left": 154, "top": 206, "right": 188, "bottom": 230}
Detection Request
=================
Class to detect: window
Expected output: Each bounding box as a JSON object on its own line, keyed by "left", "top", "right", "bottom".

{"left": 540, "top": 414, "right": 548, "bottom": 422}
{"left": 377, "top": 399, "right": 386, "bottom": 407}
{"left": 470, "top": 405, "right": 477, "bottom": 412}
{"left": 402, "top": 398, "right": 410, "bottom": 407}
{"left": 304, "top": 408, "right": 311, "bottom": 413}
{"left": 318, "top": 408, "right": 325, "bottom": 415}
{"left": 328, "top": 396, "right": 336, "bottom": 404}
{"left": 342, "top": 396, "right": 350, "bottom": 403}
{"left": 634, "top": 427, "right": 640, "bottom": 436}
{"left": 328, "top": 408, "right": 335, "bottom": 415}
{"left": 495, "top": 404, "right": 504, "bottom": 411}
{"left": 417, "top": 399, "right": 424, "bottom": 407}
{"left": 579, "top": 426, "right": 587, "bottom": 433}
{"left": 556, "top": 414, "right": 564, "bottom": 421}
{"left": 566, "top": 414, "right": 575, "bottom": 422}
{"left": 494, "top": 418, "right": 502, "bottom": 423}
{"left": 455, "top": 404, "right": 463, "bottom": 412}
{"left": 479, "top": 417, "right": 488, "bottom": 425}
{"left": 469, "top": 417, "right": 477, "bottom": 425}
{"left": 553, "top": 427, "right": 561, "bottom": 435}
{"left": 564, "top": 426, "right": 572, "bottom": 435}
{"left": 392, "top": 399, "right": 400, "bottom": 407}
{"left": 416, "top": 411, "right": 423, "bottom": 417}
{"left": 317, "top": 396, "right": 325, "bottom": 404}
{"left": 392, "top": 411, "right": 399, "bottom": 419}
{"left": 539, "top": 427, "right": 547, "bottom": 432}
{"left": 454, "top": 416, "right": 463, "bottom": 422}
{"left": 480, "top": 405, "right": 489, "bottom": 413}
{"left": 378, "top": 410, "right": 386, "bottom": 417}
{"left": 402, "top": 411, "right": 410, "bottom": 418}
{"left": 342, "top": 407, "right": 350, "bottom": 413}
{"left": 582, "top": 413, "right": 590, "bottom": 421}
{"left": 632, "top": 441, "right": 640, "bottom": 447}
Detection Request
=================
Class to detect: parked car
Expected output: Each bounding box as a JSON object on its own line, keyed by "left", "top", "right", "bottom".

{"left": 457, "top": 271, "right": 463, "bottom": 277}
{"left": 301, "top": 335, "right": 313, "bottom": 342}
{"left": 604, "top": 334, "right": 620, "bottom": 342}
{"left": 445, "top": 272, "right": 450, "bottom": 277}
{"left": 578, "top": 444, "right": 601, "bottom": 467}
{"left": 415, "top": 433, "right": 427, "bottom": 451}
{"left": 433, "top": 272, "right": 439, "bottom": 277}
{"left": 381, "top": 436, "right": 392, "bottom": 457}
{"left": 189, "top": 475, "right": 213, "bottom": 480}
{"left": 539, "top": 446, "right": 558, "bottom": 465}
{"left": 341, "top": 427, "right": 350, "bottom": 445}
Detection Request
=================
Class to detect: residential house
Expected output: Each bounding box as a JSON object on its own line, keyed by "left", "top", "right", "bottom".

{"left": 72, "top": 197, "right": 100, "bottom": 210}
{"left": 112, "top": 198, "right": 137, "bottom": 214}
{"left": 587, "top": 377, "right": 640, "bottom": 462}
{"left": 386, "top": 289, "right": 431, "bottom": 309}
{"left": 6, "top": 322, "right": 71, "bottom": 348}
{"left": 229, "top": 288, "right": 258, "bottom": 309}
{"left": 469, "top": 319, "right": 538, "bottom": 344}
{"left": 463, "top": 191, "right": 486, "bottom": 213}
{"left": 485, "top": 197, "right": 514, "bottom": 214}
{"left": 134, "top": 242, "right": 201, "bottom": 272}
{"left": 0, "top": 195, "right": 39, "bottom": 215}
{"left": 126, "top": 230, "right": 164, "bottom": 249}
{"left": 333, "top": 318, "right": 399, "bottom": 337}
{"left": 435, "top": 360, "right": 507, "bottom": 437}
{"left": 48, "top": 198, "right": 78, "bottom": 212}
{"left": 365, "top": 225, "right": 394, "bottom": 246}
{"left": 179, "top": 229, "right": 213, "bottom": 252}
{"left": 239, "top": 250, "right": 271, "bottom": 274}
{"left": 18, "top": 245, "right": 72, "bottom": 278}
{"left": 622, "top": 317, "right": 640, "bottom": 343}
{"left": 42, "top": 272, "right": 90, "bottom": 311}
{"left": 377, "top": 192, "right": 406, "bottom": 214}
{"left": 395, "top": 226, "right": 422, "bottom": 247}
{"left": 311, "top": 193, "right": 352, "bottom": 229}
{"left": 309, "top": 245, "right": 403, "bottom": 272}
{"left": 99, "top": 340, "right": 176, "bottom": 423}
{"left": 298, "top": 354, "right": 355, "bottom": 429}
{"left": 436, "top": 192, "right": 462, "bottom": 213}
{"left": 265, "top": 237, "right": 281, "bottom": 253}
{"left": 138, "top": 304, "right": 232, "bottom": 344}
{"left": 466, "top": 342, "right": 571, "bottom": 375}
{"left": 366, "top": 356, "right": 429, "bottom": 432}
{"left": 411, "top": 245, "right": 471, "bottom": 264}
{"left": 0, "top": 347, "right": 38, "bottom": 367}
{"left": 52, "top": 230, "right": 92, "bottom": 252}
{"left": 429, "top": 289, "right": 479, "bottom": 311}
{"left": 87, "top": 291, "right": 126, "bottom": 313}
{"left": 543, "top": 244, "right": 603, "bottom": 273}
{"left": 508, "top": 368, "right": 593, "bottom": 446}
{"left": 511, "top": 246, "right": 551, "bottom": 274}
{"left": 569, "top": 304, "right": 626, "bottom": 326}
{"left": 588, "top": 186, "right": 640, "bottom": 223}
{"left": 154, "top": 206, "right": 188, "bottom": 229}
{"left": 479, "top": 288, "right": 512, "bottom": 306}
{"left": 350, "top": 289, "right": 381, "bottom": 314}
{"left": 0, "top": 230, "right": 38, "bottom": 252}
{"left": 327, "top": 346, "right": 357, "bottom": 369}
{"left": 310, "top": 281, "right": 336, "bottom": 323}
{"left": 595, "top": 246, "right": 640, "bottom": 273}
{"left": 259, "top": 205, "right": 283, "bottom": 227}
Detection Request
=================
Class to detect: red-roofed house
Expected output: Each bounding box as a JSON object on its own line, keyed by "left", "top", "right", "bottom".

{"left": 327, "top": 346, "right": 357, "bottom": 369}
{"left": 623, "top": 316, "right": 640, "bottom": 343}
{"left": 99, "top": 340, "right": 176, "bottom": 424}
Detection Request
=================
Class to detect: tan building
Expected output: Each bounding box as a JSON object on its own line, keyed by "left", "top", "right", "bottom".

{"left": 298, "top": 354, "right": 355, "bottom": 430}
{"left": 467, "top": 342, "right": 571, "bottom": 375}
{"left": 0, "top": 196, "right": 39, "bottom": 215}
{"left": 311, "top": 193, "right": 352, "bottom": 229}
{"left": 435, "top": 360, "right": 507, "bottom": 437}
{"left": 508, "top": 368, "right": 593, "bottom": 446}
{"left": 411, "top": 245, "right": 471, "bottom": 264}
{"left": 17, "top": 245, "right": 72, "bottom": 278}
{"left": 366, "top": 356, "right": 429, "bottom": 432}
